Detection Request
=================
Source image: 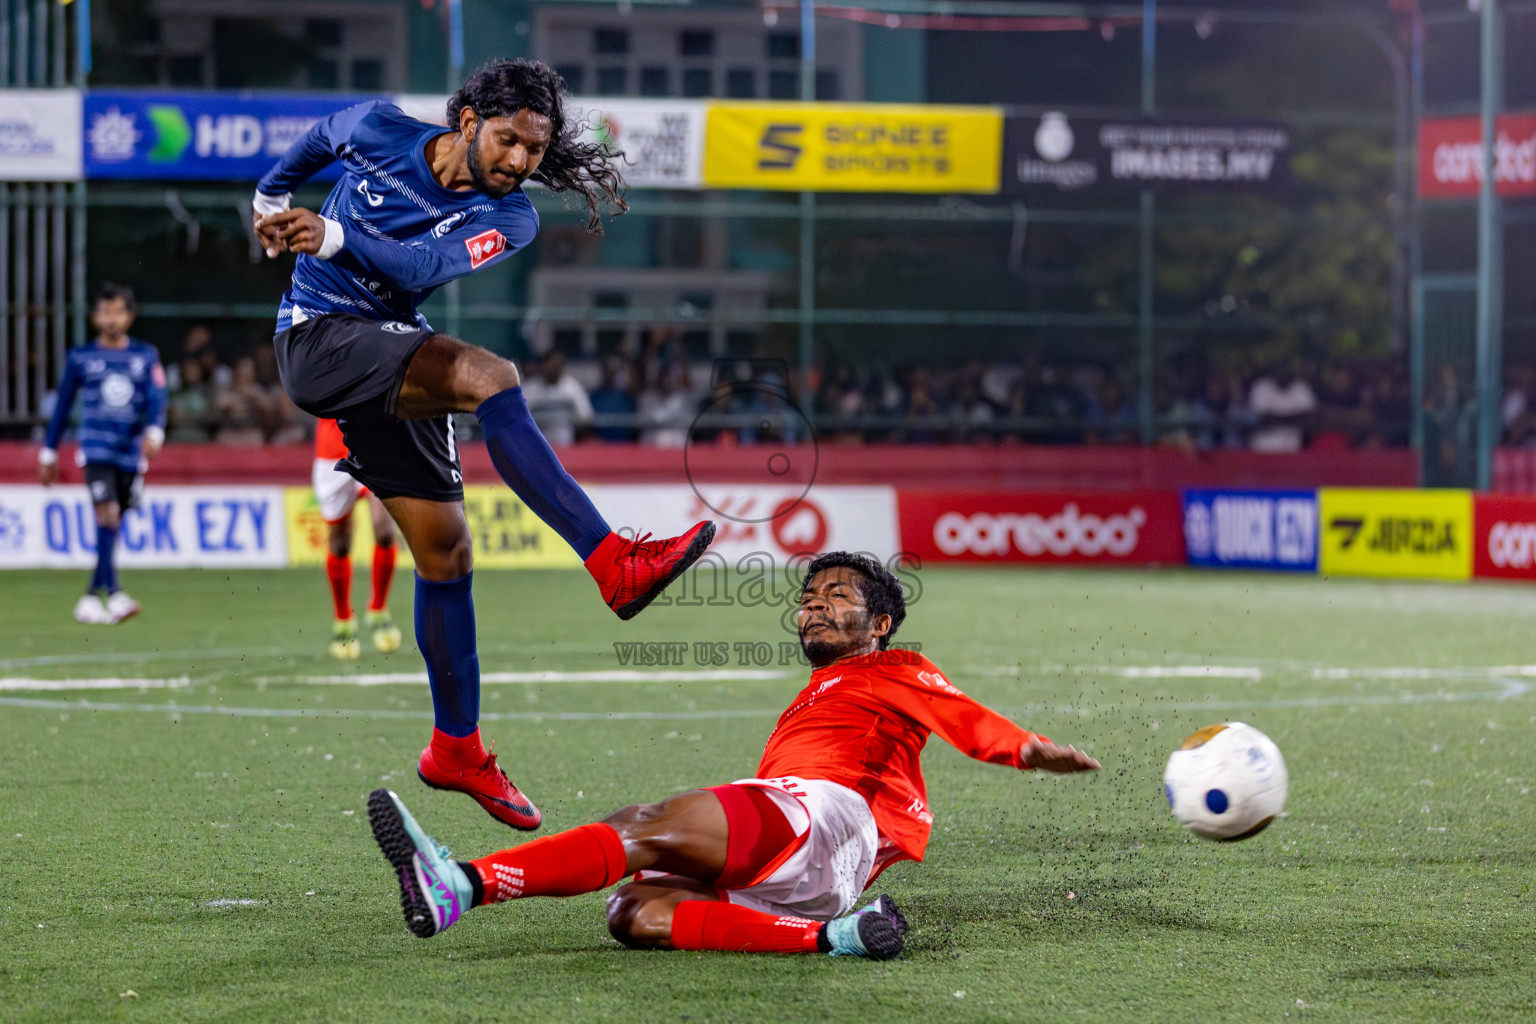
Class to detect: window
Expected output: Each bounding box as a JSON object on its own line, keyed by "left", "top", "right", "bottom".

{"left": 555, "top": 64, "right": 585, "bottom": 93}
{"left": 167, "top": 55, "right": 202, "bottom": 86}
{"left": 308, "top": 58, "right": 339, "bottom": 89}
{"left": 766, "top": 32, "right": 800, "bottom": 59}
{"left": 815, "top": 69, "right": 839, "bottom": 100}
{"left": 725, "top": 68, "right": 756, "bottom": 98}
{"left": 768, "top": 70, "right": 798, "bottom": 100}
{"left": 596, "top": 66, "right": 627, "bottom": 93}
{"left": 306, "top": 19, "right": 342, "bottom": 47}
{"left": 593, "top": 27, "right": 629, "bottom": 55}
{"left": 352, "top": 59, "right": 383, "bottom": 90}
{"left": 639, "top": 66, "right": 670, "bottom": 96}
{"left": 679, "top": 29, "right": 714, "bottom": 56}
{"left": 681, "top": 68, "right": 712, "bottom": 97}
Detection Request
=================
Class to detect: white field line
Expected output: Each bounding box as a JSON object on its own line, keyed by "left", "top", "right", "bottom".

{"left": 254, "top": 669, "right": 789, "bottom": 686}
{"left": 0, "top": 677, "right": 191, "bottom": 692}
{"left": 0, "top": 647, "right": 290, "bottom": 669}
{"left": 0, "top": 676, "right": 1527, "bottom": 721}
{"left": 204, "top": 899, "right": 266, "bottom": 907}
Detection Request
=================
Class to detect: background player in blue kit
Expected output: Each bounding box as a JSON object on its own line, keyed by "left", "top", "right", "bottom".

{"left": 38, "top": 283, "right": 167, "bottom": 625}
{"left": 252, "top": 58, "right": 716, "bottom": 833}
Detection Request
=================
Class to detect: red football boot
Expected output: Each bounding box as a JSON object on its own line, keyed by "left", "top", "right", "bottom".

{"left": 418, "top": 732, "right": 542, "bottom": 831}
{"left": 585, "top": 521, "right": 717, "bottom": 621}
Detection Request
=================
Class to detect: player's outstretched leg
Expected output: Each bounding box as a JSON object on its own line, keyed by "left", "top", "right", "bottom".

{"left": 473, "top": 381, "right": 716, "bottom": 620}
{"left": 410, "top": 568, "right": 542, "bottom": 830}
{"left": 612, "top": 889, "right": 907, "bottom": 959}
{"left": 368, "top": 788, "right": 476, "bottom": 937}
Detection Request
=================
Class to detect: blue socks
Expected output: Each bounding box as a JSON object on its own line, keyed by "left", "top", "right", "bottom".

{"left": 414, "top": 572, "right": 480, "bottom": 737}
{"left": 477, "top": 387, "right": 611, "bottom": 561}
{"left": 91, "top": 524, "right": 118, "bottom": 593}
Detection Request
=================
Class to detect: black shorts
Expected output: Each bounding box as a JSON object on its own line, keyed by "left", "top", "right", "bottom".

{"left": 84, "top": 463, "right": 142, "bottom": 510}
{"left": 273, "top": 313, "right": 463, "bottom": 502}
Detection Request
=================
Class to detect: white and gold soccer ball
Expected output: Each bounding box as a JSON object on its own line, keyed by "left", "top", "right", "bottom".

{"left": 1163, "top": 722, "right": 1287, "bottom": 841}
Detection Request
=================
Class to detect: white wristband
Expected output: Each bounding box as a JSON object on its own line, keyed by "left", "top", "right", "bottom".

{"left": 37, "top": 447, "right": 57, "bottom": 467}
{"left": 317, "top": 217, "right": 345, "bottom": 260}
{"left": 252, "top": 190, "right": 290, "bottom": 217}
{"left": 143, "top": 425, "right": 165, "bottom": 447}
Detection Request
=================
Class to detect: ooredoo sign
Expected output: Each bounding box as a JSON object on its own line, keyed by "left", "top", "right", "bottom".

{"left": 897, "top": 491, "right": 1184, "bottom": 565}
{"left": 1418, "top": 113, "right": 1536, "bottom": 200}
{"left": 1473, "top": 494, "right": 1536, "bottom": 581}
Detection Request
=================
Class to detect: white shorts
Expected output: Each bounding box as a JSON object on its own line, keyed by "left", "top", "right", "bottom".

{"left": 312, "top": 458, "right": 365, "bottom": 523}
{"left": 720, "top": 776, "right": 879, "bottom": 922}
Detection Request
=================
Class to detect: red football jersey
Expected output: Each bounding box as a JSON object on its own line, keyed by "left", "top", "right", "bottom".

{"left": 315, "top": 417, "right": 349, "bottom": 461}
{"left": 755, "top": 650, "right": 1047, "bottom": 867}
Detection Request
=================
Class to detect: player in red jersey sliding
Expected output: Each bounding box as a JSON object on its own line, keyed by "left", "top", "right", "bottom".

{"left": 369, "top": 551, "right": 1100, "bottom": 958}
{"left": 312, "top": 418, "right": 402, "bottom": 659}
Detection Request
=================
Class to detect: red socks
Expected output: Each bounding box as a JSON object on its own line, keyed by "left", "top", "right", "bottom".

{"left": 469, "top": 823, "right": 628, "bottom": 904}
{"left": 429, "top": 726, "right": 487, "bottom": 764}
{"left": 369, "top": 544, "right": 397, "bottom": 612}
{"left": 325, "top": 554, "right": 352, "bottom": 620}
{"left": 669, "top": 901, "right": 822, "bottom": 953}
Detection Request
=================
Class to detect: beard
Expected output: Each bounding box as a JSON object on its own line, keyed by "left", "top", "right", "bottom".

{"left": 798, "top": 612, "right": 874, "bottom": 667}
{"left": 467, "top": 125, "right": 517, "bottom": 198}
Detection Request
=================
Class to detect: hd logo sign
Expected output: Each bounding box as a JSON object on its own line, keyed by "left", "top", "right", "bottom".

{"left": 1318, "top": 489, "right": 1472, "bottom": 581}
{"left": 703, "top": 102, "right": 1002, "bottom": 193}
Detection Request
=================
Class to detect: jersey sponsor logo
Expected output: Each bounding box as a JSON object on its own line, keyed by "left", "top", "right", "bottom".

{"left": 431, "top": 212, "right": 465, "bottom": 238}
{"left": 379, "top": 321, "right": 417, "bottom": 335}
{"left": 934, "top": 503, "right": 1146, "bottom": 558}
{"left": 356, "top": 178, "right": 385, "bottom": 207}
{"left": 100, "top": 372, "right": 136, "bottom": 407}
{"left": 915, "top": 670, "right": 961, "bottom": 695}
{"left": 464, "top": 228, "right": 506, "bottom": 269}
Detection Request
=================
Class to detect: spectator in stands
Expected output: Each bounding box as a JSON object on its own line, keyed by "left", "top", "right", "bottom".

{"left": 166, "top": 323, "right": 232, "bottom": 393}
{"left": 900, "top": 366, "right": 945, "bottom": 443}
{"left": 1083, "top": 374, "right": 1138, "bottom": 445}
{"left": 521, "top": 350, "right": 593, "bottom": 447}
{"left": 637, "top": 362, "right": 693, "bottom": 448}
{"left": 589, "top": 354, "right": 638, "bottom": 443}
{"left": 1248, "top": 358, "right": 1316, "bottom": 453}
{"left": 214, "top": 356, "right": 277, "bottom": 445}
{"left": 1503, "top": 364, "right": 1536, "bottom": 445}
{"left": 1312, "top": 364, "right": 1366, "bottom": 450}
{"left": 1022, "top": 363, "right": 1085, "bottom": 444}
{"left": 951, "top": 363, "right": 997, "bottom": 442}
{"left": 1424, "top": 360, "right": 1477, "bottom": 481}
{"left": 166, "top": 356, "right": 216, "bottom": 442}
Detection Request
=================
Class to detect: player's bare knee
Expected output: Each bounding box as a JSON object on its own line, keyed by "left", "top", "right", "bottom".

{"left": 411, "top": 532, "right": 473, "bottom": 580}
{"left": 605, "top": 888, "right": 668, "bottom": 948}
{"left": 463, "top": 349, "right": 519, "bottom": 403}
{"left": 95, "top": 503, "right": 121, "bottom": 530}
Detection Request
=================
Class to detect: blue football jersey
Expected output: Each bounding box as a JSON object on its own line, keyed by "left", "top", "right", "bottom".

{"left": 257, "top": 101, "right": 540, "bottom": 333}
{"left": 43, "top": 339, "right": 168, "bottom": 472}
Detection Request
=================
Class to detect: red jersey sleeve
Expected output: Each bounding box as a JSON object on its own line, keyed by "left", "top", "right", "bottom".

{"left": 878, "top": 659, "right": 1049, "bottom": 769}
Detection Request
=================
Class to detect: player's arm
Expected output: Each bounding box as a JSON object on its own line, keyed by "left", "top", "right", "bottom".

{"left": 141, "top": 353, "right": 168, "bottom": 459}
{"left": 883, "top": 665, "right": 1100, "bottom": 774}
{"left": 38, "top": 352, "right": 81, "bottom": 485}
{"left": 253, "top": 100, "right": 384, "bottom": 254}
{"left": 267, "top": 206, "right": 538, "bottom": 292}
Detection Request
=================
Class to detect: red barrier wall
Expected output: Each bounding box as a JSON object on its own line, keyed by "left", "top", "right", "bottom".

{"left": 0, "top": 441, "right": 1419, "bottom": 490}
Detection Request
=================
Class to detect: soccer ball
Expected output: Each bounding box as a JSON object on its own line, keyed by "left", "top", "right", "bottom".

{"left": 1163, "top": 722, "right": 1287, "bottom": 841}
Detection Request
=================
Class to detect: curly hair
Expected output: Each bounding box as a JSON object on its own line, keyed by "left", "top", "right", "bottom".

{"left": 447, "top": 58, "right": 628, "bottom": 233}
{"left": 800, "top": 551, "right": 907, "bottom": 650}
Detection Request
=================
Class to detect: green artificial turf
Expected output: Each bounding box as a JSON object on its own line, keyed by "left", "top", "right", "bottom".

{"left": 1, "top": 566, "right": 1533, "bottom": 1022}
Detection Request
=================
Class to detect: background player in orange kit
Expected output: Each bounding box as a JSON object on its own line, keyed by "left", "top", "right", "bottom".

{"left": 368, "top": 551, "right": 1100, "bottom": 959}
{"left": 313, "top": 417, "right": 401, "bottom": 658}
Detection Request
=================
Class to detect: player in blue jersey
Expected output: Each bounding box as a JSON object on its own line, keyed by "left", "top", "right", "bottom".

{"left": 252, "top": 58, "right": 715, "bottom": 833}
{"left": 38, "top": 283, "right": 167, "bottom": 625}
